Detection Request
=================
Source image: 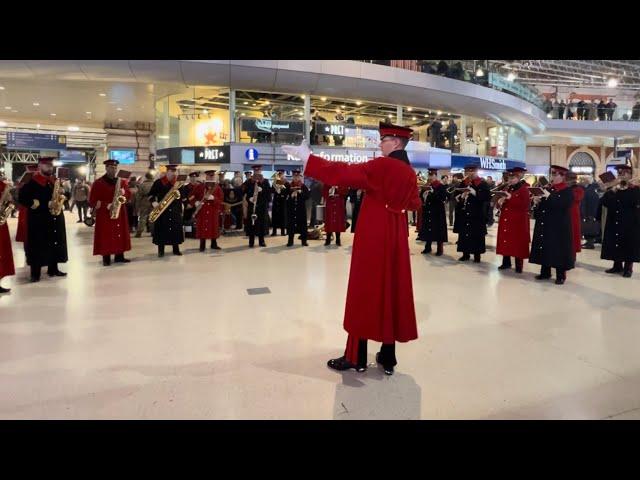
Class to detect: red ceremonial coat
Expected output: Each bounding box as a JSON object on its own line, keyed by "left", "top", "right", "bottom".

{"left": 322, "top": 185, "right": 348, "bottom": 233}
{"left": 88, "top": 176, "right": 132, "bottom": 256}
{"left": 570, "top": 185, "right": 584, "bottom": 254}
{"left": 496, "top": 181, "right": 531, "bottom": 259}
{"left": 194, "top": 183, "right": 223, "bottom": 239}
{"left": 305, "top": 151, "right": 422, "bottom": 344}
{"left": 0, "top": 182, "right": 15, "bottom": 279}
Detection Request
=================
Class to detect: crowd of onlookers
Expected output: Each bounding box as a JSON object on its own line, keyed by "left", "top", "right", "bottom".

{"left": 542, "top": 98, "right": 640, "bottom": 121}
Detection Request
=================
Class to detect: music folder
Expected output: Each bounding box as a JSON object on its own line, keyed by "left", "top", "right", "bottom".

{"left": 491, "top": 191, "right": 509, "bottom": 198}
{"left": 117, "top": 169, "right": 132, "bottom": 179}
{"left": 599, "top": 172, "right": 616, "bottom": 184}
{"left": 529, "top": 187, "right": 545, "bottom": 196}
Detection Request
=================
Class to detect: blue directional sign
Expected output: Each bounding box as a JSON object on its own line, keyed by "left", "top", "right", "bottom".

{"left": 245, "top": 148, "right": 259, "bottom": 161}
{"left": 6, "top": 132, "right": 67, "bottom": 150}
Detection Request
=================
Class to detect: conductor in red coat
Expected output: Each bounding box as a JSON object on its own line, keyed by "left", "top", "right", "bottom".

{"left": 89, "top": 159, "right": 132, "bottom": 266}
{"left": 496, "top": 167, "right": 531, "bottom": 273}
{"left": 322, "top": 184, "right": 348, "bottom": 246}
{"left": 566, "top": 171, "right": 584, "bottom": 257}
{"left": 194, "top": 170, "right": 224, "bottom": 252}
{"left": 283, "top": 122, "right": 422, "bottom": 376}
{"left": 0, "top": 179, "right": 15, "bottom": 294}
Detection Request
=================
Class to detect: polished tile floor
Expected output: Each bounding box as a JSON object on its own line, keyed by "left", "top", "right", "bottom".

{"left": 1, "top": 213, "right": 639, "bottom": 420}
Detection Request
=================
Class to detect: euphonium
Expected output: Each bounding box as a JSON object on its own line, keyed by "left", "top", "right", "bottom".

{"left": 109, "top": 176, "right": 127, "bottom": 220}
{"left": 149, "top": 179, "right": 183, "bottom": 223}
{"left": 0, "top": 186, "right": 16, "bottom": 226}
{"left": 49, "top": 178, "right": 67, "bottom": 216}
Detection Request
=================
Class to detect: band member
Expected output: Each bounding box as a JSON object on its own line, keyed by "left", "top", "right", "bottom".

{"left": 285, "top": 170, "right": 309, "bottom": 247}
{"left": 456, "top": 164, "right": 490, "bottom": 262}
{"left": 415, "top": 173, "right": 426, "bottom": 240}
{"left": 348, "top": 188, "right": 365, "bottom": 233}
{"left": 420, "top": 168, "right": 448, "bottom": 255}
{"left": 271, "top": 170, "right": 288, "bottom": 236}
{"left": 182, "top": 171, "right": 201, "bottom": 224}
{"left": 283, "top": 122, "right": 422, "bottom": 376}
{"left": 322, "top": 183, "right": 348, "bottom": 246}
{"left": 529, "top": 165, "right": 575, "bottom": 285}
{"left": 224, "top": 183, "right": 244, "bottom": 230}
{"left": 244, "top": 165, "right": 270, "bottom": 248}
{"left": 18, "top": 157, "right": 68, "bottom": 282}
{"left": 495, "top": 167, "right": 531, "bottom": 273}
{"left": 194, "top": 170, "right": 223, "bottom": 252}
{"left": 88, "top": 159, "right": 132, "bottom": 266}
{"left": 15, "top": 164, "right": 38, "bottom": 244}
{"left": 241, "top": 170, "right": 253, "bottom": 194}
{"left": 0, "top": 177, "right": 15, "bottom": 293}
{"left": 566, "top": 171, "right": 585, "bottom": 258}
{"left": 148, "top": 164, "right": 185, "bottom": 257}
{"left": 601, "top": 165, "right": 640, "bottom": 278}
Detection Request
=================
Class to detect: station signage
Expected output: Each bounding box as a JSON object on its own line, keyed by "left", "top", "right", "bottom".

{"left": 241, "top": 118, "right": 305, "bottom": 135}
{"left": 7, "top": 132, "right": 67, "bottom": 150}
{"left": 156, "top": 146, "right": 230, "bottom": 165}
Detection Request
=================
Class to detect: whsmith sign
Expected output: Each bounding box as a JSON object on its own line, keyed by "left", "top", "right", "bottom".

{"left": 451, "top": 154, "right": 525, "bottom": 171}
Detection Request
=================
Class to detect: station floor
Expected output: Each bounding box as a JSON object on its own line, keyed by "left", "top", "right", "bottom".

{"left": 1, "top": 213, "right": 639, "bottom": 420}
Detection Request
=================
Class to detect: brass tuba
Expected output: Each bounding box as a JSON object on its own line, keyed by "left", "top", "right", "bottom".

{"left": 149, "top": 179, "right": 183, "bottom": 223}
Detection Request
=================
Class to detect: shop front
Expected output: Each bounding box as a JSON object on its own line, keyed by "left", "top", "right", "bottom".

{"left": 450, "top": 154, "right": 526, "bottom": 178}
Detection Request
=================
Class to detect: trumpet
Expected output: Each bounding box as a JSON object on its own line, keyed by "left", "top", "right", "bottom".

{"left": 604, "top": 175, "right": 640, "bottom": 190}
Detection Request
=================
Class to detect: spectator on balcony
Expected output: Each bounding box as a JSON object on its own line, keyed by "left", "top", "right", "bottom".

{"left": 543, "top": 98, "right": 553, "bottom": 114}
{"left": 552, "top": 99, "right": 560, "bottom": 119}
{"left": 429, "top": 119, "right": 443, "bottom": 147}
{"left": 632, "top": 101, "right": 640, "bottom": 121}
{"left": 606, "top": 99, "right": 617, "bottom": 121}
{"left": 436, "top": 60, "right": 449, "bottom": 76}
{"left": 558, "top": 100, "right": 566, "bottom": 120}
{"left": 310, "top": 110, "right": 328, "bottom": 146}
{"left": 566, "top": 101, "right": 575, "bottom": 120}
{"left": 577, "top": 100, "right": 585, "bottom": 120}
{"left": 597, "top": 100, "right": 607, "bottom": 121}
{"left": 447, "top": 119, "right": 458, "bottom": 150}
{"left": 420, "top": 61, "right": 437, "bottom": 74}
{"left": 448, "top": 62, "right": 464, "bottom": 80}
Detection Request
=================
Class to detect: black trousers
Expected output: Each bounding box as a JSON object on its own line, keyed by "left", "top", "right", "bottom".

{"left": 345, "top": 335, "right": 396, "bottom": 368}
{"left": 249, "top": 234, "right": 265, "bottom": 246}
{"left": 613, "top": 261, "right": 634, "bottom": 272}
{"left": 31, "top": 263, "right": 60, "bottom": 279}
{"left": 288, "top": 228, "right": 307, "bottom": 244}
{"left": 75, "top": 201, "right": 88, "bottom": 221}
{"left": 541, "top": 265, "right": 566, "bottom": 279}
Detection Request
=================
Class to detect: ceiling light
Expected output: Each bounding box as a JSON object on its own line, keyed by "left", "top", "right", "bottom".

{"left": 241, "top": 113, "right": 246, "bottom": 116}
{"left": 342, "top": 105, "right": 346, "bottom": 108}
{"left": 437, "top": 111, "right": 442, "bottom": 115}
{"left": 202, "top": 109, "right": 208, "bottom": 114}
{"left": 484, "top": 136, "right": 489, "bottom": 141}
{"left": 424, "top": 114, "right": 429, "bottom": 118}
{"left": 0, "top": 121, "right": 6, "bottom": 127}
{"left": 547, "top": 113, "right": 552, "bottom": 118}
{"left": 252, "top": 103, "right": 256, "bottom": 106}
{"left": 116, "top": 107, "right": 123, "bottom": 111}
{"left": 476, "top": 67, "right": 484, "bottom": 77}
{"left": 4, "top": 106, "right": 11, "bottom": 110}
{"left": 158, "top": 135, "right": 169, "bottom": 139}
{"left": 33, "top": 102, "right": 40, "bottom": 106}
{"left": 298, "top": 112, "right": 304, "bottom": 116}
{"left": 86, "top": 111, "right": 92, "bottom": 115}
{"left": 321, "top": 97, "right": 327, "bottom": 101}
{"left": 36, "top": 124, "right": 40, "bottom": 128}
{"left": 11, "top": 110, "right": 17, "bottom": 113}
{"left": 118, "top": 118, "right": 123, "bottom": 122}
{"left": 264, "top": 101, "right": 270, "bottom": 105}
{"left": 0, "top": 86, "right": 5, "bottom": 90}
{"left": 412, "top": 116, "right": 417, "bottom": 121}
{"left": 607, "top": 77, "right": 618, "bottom": 88}
{"left": 356, "top": 101, "right": 362, "bottom": 106}
{"left": 243, "top": 101, "right": 248, "bottom": 105}
{"left": 99, "top": 93, "right": 107, "bottom": 97}
{"left": 407, "top": 107, "right": 413, "bottom": 111}
{"left": 301, "top": 95, "right": 306, "bottom": 99}
{"left": 507, "top": 72, "right": 516, "bottom": 82}
{"left": 67, "top": 126, "right": 79, "bottom": 131}
{"left": 387, "top": 114, "right": 393, "bottom": 118}
{"left": 50, "top": 113, "right": 56, "bottom": 116}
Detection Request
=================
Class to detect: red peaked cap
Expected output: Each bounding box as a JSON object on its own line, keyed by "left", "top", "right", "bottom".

{"left": 550, "top": 165, "right": 569, "bottom": 174}
{"left": 38, "top": 157, "right": 55, "bottom": 165}
{"left": 379, "top": 122, "right": 413, "bottom": 140}
{"left": 104, "top": 159, "right": 119, "bottom": 166}
{"left": 508, "top": 167, "right": 527, "bottom": 174}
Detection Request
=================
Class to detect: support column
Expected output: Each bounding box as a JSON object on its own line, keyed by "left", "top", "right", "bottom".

{"left": 304, "top": 95, "right": 311, "bottom": 144}
{"left": 229, "top": 89, "right": 236, "bottom": 143}
{"left": 396, "top": 105, "right": 403, "bottom": 126}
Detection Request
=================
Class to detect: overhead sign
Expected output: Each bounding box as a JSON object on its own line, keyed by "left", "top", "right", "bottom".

{"left": 6, "top": 132, "right": 67, "bottom": 150}
{"left": 245, "top": 148, "right": 259, "bottom": 161}
{"left": 156, "top": 146, "right": 230, "bottom": 165}
{"left": 240, "top": 118, "right": 305, "bottom": 135}
{"left": 452, "top": 154, "right": 526, "bottom": 171}
{"left": 58, "top": 150, "right": 86, "bottom": 163}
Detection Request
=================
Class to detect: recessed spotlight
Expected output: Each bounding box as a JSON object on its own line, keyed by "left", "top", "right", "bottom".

{"left": 424, "top": 114, "right": 429, "bottom": 118}
{"left": 264, "top": 101, "right": 270, "bottom": 105}
{"left": 252, "top": 103, "right": 256, "bottom": 106}
{"left": 0, "top": 121, "right": 6, "bottom": 127}
{"left": 437, "top": 111, "right": 442, "bottom": 115}
{"left": 36, "top": 124, "right": 40, "bottom": 128}
{"left": 301, "top": 95, "right": 306, "bottom": 99}
{"left": 412, "top": 116, "right": 417, "bottom": 121}
{"left": 407, "top": 107, "right": 413, "bottom": 111}
{"left": 4, "top": 106, "right": 11, "bottom": 110}
{"left": 341, "top": 105, "right": 346, "bottom": 109}
{"left": 118, "top": 118, "right": 123, "bottom": 122}
{"left": 99, "top": 93, "right": 107, "bottom": 97}
{"left": 50, "top": 113, "right": 56, "bottom": 116}
{"left": 241, "top": 113, "right": 246, "bottom": 116}
{"left": 0, "top": 86, "right": 5, "bottom": 90}
{"left": 507, "top": 72, "right": 516, "bottom": 82}
{"left": 607, "top": 77, "right": 618, "bottom": 88}
{"left": 387, "top": 114, "right": 393, "bottom": 118}
{"left": 11, "top": 110, "right": 17, "bottom": 113}
{"left": 86, "top": 111, "right": 92, "bottom": 115}
{"left": 321, "top": 97, "right": 327, "bottom": 101}
{"left": 67, "top": 126, "right": 79, "bottom": 131}
{"left": 116, "top": 107, "right": 123, "bottom": 111}
{"left": 33, "top": 102, "right": 40, "bottom": 106}
{"left": 356, "top": 101, "right": 362, "bottom": 106}
{"left": 243, "top": 101, "right": 248, "bottom": 105}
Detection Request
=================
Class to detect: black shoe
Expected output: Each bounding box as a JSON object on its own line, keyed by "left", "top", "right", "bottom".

{"left": 336, "top": 240, "right": 341, "bottom": 246}
{"left": 515, "top": 266, "right": 523, "bottom": 274}
{"left": 325, "top": 240, "right": 331, "bottom": 246}
{"left": 421, "top": 248, "right": 432, "bottom": 255}
{"left": 498, "top": 264, "right": 511, "bottom": 270}
{"left": 0, "top": 286, "right": 10, "bottom": 294}
{"left": 458, "top": 255, "right": 470, "bottom": 262}
{"left": 302, "top": 242, "right": 309, "bottom": 246}
{"left": 376, "top": 352, "right": 394, "bottom": 376}
{"left": 199, "top": 246, "right": 205, "bottom": 252}
{"left": 211, "top": 245, "right": 221, "bottom": 250}
{"left": 605, "top": 267, "right": 623, "bottom": 274}
{"left": 555, "top": 277, "right": 565, "bottom": 285}
{"left": 535, "top": 274, "right": 551, "bottom": 280}
{"left": 114, "top": 256, "right": 130, "bottom": 263}
{"left": 173, "top": 250, "right": 183, "bottom": 256}
{"left": 259, "top": 242, "right": 266, "bottom": 247}
{"left": 473, "top": 255, "right": 481, "bottom": 263}
{"left": 249, "top": 244, "right": 255, "bottom": 248}
{"left": 48, "top": 270, "right": 67, "bottom": 277}
{"left": 623, "top": 270, "right": 633, "bottom": 278}
{"left": 30, "top": 276, "right": 41, "bottom": 283}
{"left": 103, "top": 256, "right": 111, "bottom": 266}
{"left": 76, "top": 220, "right": 83, "bottom": 223}
{"left": 327, "top": 356, "right": 367, "bottom": 373}
{"left": 286, "top": 242, "right": 293, "bottom": 247}
{"left": 435, "top": 250, "right": 443, "bottom": 256}
{"left": 158, "top": 251, "right": 165, "bottom": 258}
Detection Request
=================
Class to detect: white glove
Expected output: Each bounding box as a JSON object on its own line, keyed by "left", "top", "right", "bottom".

{"left": 505, "top": 192, "right": 512, "bottom": 200}
{"left": 195, "top": 201, "right": 203, "bottom": 207}
{"left": 152, "top": 201, "right": 159, "bottom": 208}
{"left": 257, "top": 187, "right": 262, "bottom": 193}
{"left": 542, "top": 189, "right": 551, "bottom": 198}
{"left": 281, "top": 142, "right": 312, "bottom": 162}
{"left": 107, "top": 203, "right": 113, "bottom": 209}
{"left": 206, "top": 194, "right": 214, "bottom": 201}
{"left": 32, "top": 199, "right": 40, "bottom": 209}
{"left": 468, "top": 187, "right": 476, "bottom": 196}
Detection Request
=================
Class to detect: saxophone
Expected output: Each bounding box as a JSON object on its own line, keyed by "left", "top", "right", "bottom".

{"left": 109, "top": 177, "right": 127, "bottom": 220}
{"left": 49, "top": 178, "right": 67, "bottom": 216}
{"left": 0, "top": 185, "right": 16, "bottom": 226}
{"left": 149, "top": 179, "right": 183, "bottom": 223}
{"left": 194, "top": 184, "right": 215, "bottom": 218}
{"left": 250, "top": 178, "right": 261, "bottom": 226}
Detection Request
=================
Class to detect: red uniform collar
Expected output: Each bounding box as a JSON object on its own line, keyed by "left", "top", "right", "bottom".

{"left": 161, "top": 176, "right": 175, "bottom": 186}
{"left": 33, "top": 172, "right": 56, "bottom": 186}
{"left": 472, "top": 177, "right": 483, "bottom": 186}
{"left": 552, "top": 182, "right": 568, "bottom": 191}
{"left": 430, "top": 180, "right": 442, "bottom": 188}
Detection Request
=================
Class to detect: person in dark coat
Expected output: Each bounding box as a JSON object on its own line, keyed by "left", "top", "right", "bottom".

{"left": 429, "top": 119, "right": 443, "bottom": 147}
{"left": 17, "top": 157, "right": 68, "bottom": 282}
{"left": 606, "top": 99, "right": 617, "bottom": 121}
{"left": 348, "top": 188, "right": 364, "bottom": 233}
{"left": 529, "top": 165, "right": 575, "bottom": 285}
{"left": 631, "top": 101, "right": 640, "bottom": 121}
{"left": 583, "top": 100, "right": 591, "bottom": 120}
{"left": 558, "top": 100, "right": 566, "bottom": 120}
{"left": 420, "top": 169, "right": 448, "bottom": 255}
{"left": 244, "top": 166, "right": 271, "bottom": 248}
{"left": 449, "top": 173, "right": 463, "bottom": 227}
{"left": 577, "top": 100, "right": 585, "bottom": 120}
{"left": 285, "top": 170, "right": 309, "bottom": 247}
{"left": 600, "top": 165, "right": 640, "bottom": 278}
{"left": 270, "top": 170, "right": 288, "bottom": 236}
{"left": 580, "top": 176, "right": 602, "bottom": 249}
{"left": 308, "top": 178, "right": 323, "bottom": 227}
{"left": 597, "top": 100, "right": 607, "bottom": 121}
{"left": 456, "top": 164, "right": 490, "bottom": 262}
{"left": 447, "top": 120, "right": 458, "bottom": 151}
{"left": 148, "top": 165, "right": 185, "bottom": 257}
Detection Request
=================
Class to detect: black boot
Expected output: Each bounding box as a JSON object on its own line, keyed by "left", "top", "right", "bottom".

{"left": 536, "top": 266, "right": 552, "bottom": 280}
{"left": 211, "top": 239, "right": 221, "bottom": 250}
{"left": 325, "top": 233, "right": 331, "bottom": 246}
{"left": 114, "top": 253, "right": 130, "bottom": 263}
{"left": 158, "top": 245, "right": 165, "bottom": 257}
{"left": 287, "top": 234, "right": 294, "bottom": 247}
{"left": 271, "top": 228, "right": 277, "bottom": 237}
{"left": 623, "top": 262, "right": 633, "bottom": 278}
{"left": 435, "top": 242, "right": 443, "bottom": 256}
{"left": 0, "top": 286, "right": 10, "bottom": 294}
{"left": 30, "top": 265, "right": 41, "bottom": 283}
{"left": 473, "top": 253, "right": 481, "bottom": 263}
{"left": 422, "top": 242, "right": 432, "bottom": 254}
{"left": 555, "top": 269, "right": 566, "bottom": 285}
{"left": 458, "top": 253, "right": 470, "bottom": 261}
{"left": 199, "top": 239, "right": 206, "bottom": 252}
{"left": 327, "top": 356, "right": 367, "bottom": 373}
{"left": 376, "top": 343, "right": 397, "bottom": 376}
{"left": 173, "top": 245, "right": 182, "bottom": 256}
{"left": 103, "top": 255, "right": 112, "bottom": 266}
{"left": 258, "top": 236, "right": 266, "bottom": 247}
{"left": 606, "top": 261, "right": 623, "bottom": 274}
{"left": 47, "top": 264, "right": 67, "bottom": 277}
{"left": 515, "top": 258, "right": 524, "bottom": 274}
{"left": 335, "top": 232, "right": 341, "bottom": 246}
{"left": 498, "top": 256, "right": 512, "bottom": 270}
